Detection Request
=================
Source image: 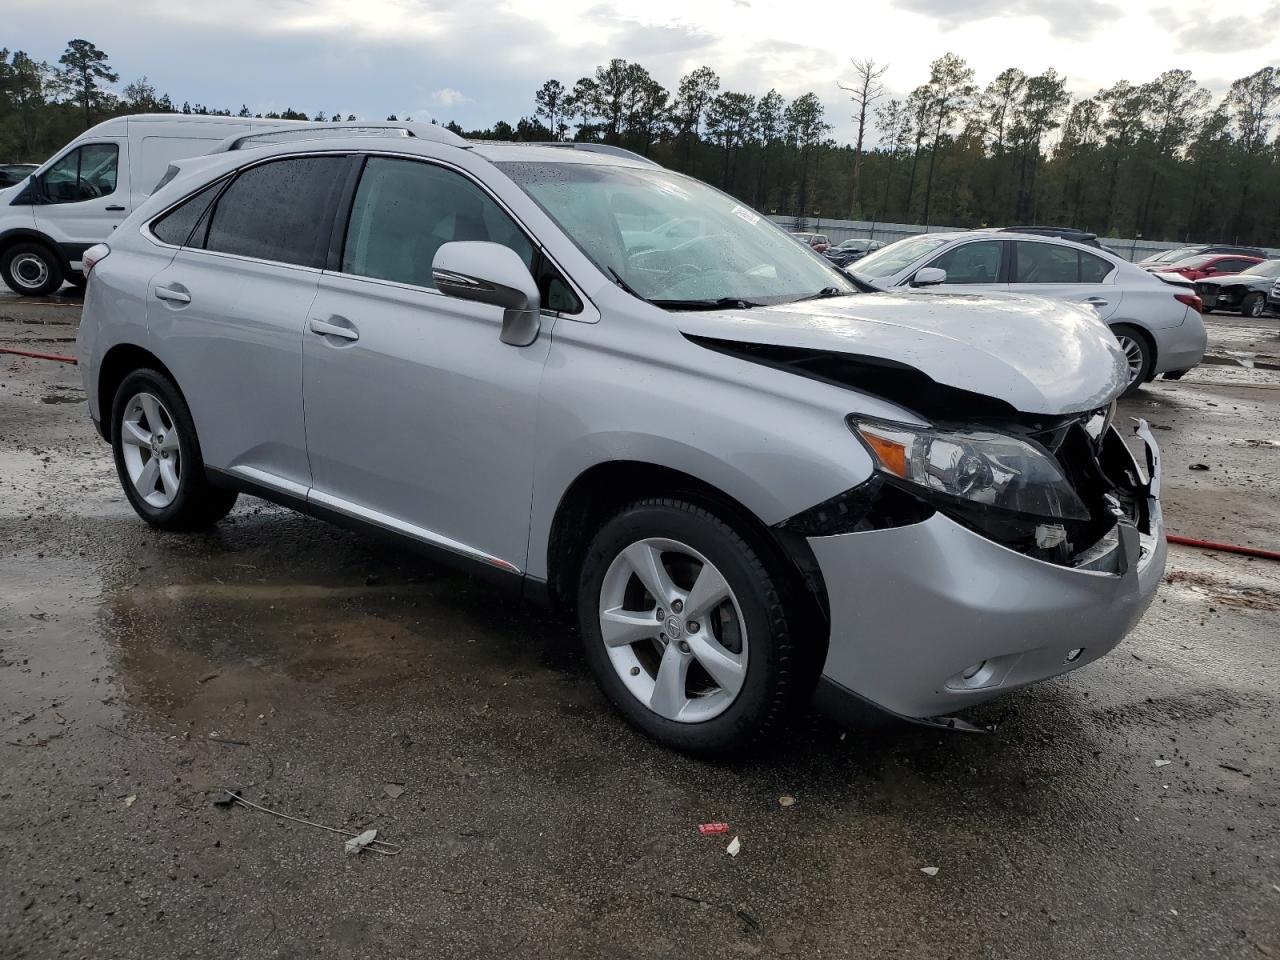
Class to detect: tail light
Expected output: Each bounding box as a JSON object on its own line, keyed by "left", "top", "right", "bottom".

{"left": 1174, "top": 292, "right": 1202, "bottom": 313}
{"left": 81, "top": 243, "right": 110, "bottom": 276}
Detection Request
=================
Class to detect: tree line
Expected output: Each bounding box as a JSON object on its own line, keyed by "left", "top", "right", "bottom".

{"left": 2, "top": 40, "right": 1278, "bottom": 245}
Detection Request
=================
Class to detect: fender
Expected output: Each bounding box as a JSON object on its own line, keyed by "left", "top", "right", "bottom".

{"left": 0, "top": 227, "right": 78, "bottom": 272}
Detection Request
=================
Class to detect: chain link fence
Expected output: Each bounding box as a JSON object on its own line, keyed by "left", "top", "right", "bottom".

{"left": 771, "top": 216, "right": 1280, "bottom": 263}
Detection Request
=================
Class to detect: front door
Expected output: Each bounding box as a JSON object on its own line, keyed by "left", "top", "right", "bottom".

{"left": 303, "top": 155, "right": 552, "bottom": 573}
{"left": 919, "top": 239, "right": 1009, "bottom": 295}
{"left": 33, "top": 140, "right": 130, "bottom": 267}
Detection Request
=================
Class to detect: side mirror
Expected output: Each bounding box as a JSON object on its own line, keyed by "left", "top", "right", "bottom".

{"left": 432, "top": 241, "right": 542, "bottom": 346}
{"left": 910, "top": 267, "right": 947, "bottom": 287}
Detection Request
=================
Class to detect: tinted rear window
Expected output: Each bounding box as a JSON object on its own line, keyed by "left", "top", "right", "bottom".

{"left": 204, "top": 156, "right": 348, "bottom": 268}
{"left": 150, "top": 179, "right": 224, "bottom": 247}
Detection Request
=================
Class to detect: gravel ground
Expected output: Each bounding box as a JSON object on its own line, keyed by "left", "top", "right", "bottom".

{"left": 2, "top": 290, "right": 1278, "bottom": 959}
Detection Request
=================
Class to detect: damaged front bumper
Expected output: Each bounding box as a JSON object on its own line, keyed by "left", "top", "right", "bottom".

{"left": 810, "top": 420, "right": 1165, "bottom": 724}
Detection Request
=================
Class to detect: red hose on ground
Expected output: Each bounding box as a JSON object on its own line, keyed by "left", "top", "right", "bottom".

{"left": 1166, "top": 534, "right": 1280, "bottom": 562}
{"left": 0, "top": 346, "right": 79, "bottom": 364}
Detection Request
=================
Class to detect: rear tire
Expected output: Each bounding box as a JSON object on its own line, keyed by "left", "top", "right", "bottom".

{"left": 1242, "top": 292, "right": 1266, "bottom": 319}
{"left": 1, "top": 242, "right": 64, "bottom": 297}
{"left": 576, "top": 498, "right": 802, "bottom": 756}
{"left": 1112, "top": 324, "right": 1153, "bottom": 397}
{"left": 110, "top": 369, "right": 238, "bottom": 531}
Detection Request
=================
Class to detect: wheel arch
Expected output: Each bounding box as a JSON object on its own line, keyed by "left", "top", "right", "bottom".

{"left": 544, "top": 459, "right": 830, "bottom": 661}
{"left": 1109, "top": 320, "right": 1158, "bottom": 382}
{"left": 0, "top": 229, "right": 69, "bottom": 270}
{"left": 96, "top": 343, "right": 181, "bottom": 442}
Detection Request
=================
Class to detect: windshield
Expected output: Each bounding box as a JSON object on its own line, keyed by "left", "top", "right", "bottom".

{"left": 498, "top": 161, "right": 854, "bottom": 306}
{"left": 850, "top": 236, "right": 948, "bottom": 280}
{"left": 837, "top": 239, "right": 871, "bottom": 251}
{"left": 1241, "top": 260, "right": 1280, "bottom": 278}
{"left": 1151, "top": 247, "right": 1198, "bottom": 263}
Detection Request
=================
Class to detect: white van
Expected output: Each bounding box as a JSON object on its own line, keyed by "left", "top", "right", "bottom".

{"left": 0, "top": 114, "right": 313, "bottom": 295}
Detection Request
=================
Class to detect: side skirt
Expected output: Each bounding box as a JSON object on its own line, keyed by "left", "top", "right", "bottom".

{"left": 205, "top": 466, "right": 540, "bottom": 599}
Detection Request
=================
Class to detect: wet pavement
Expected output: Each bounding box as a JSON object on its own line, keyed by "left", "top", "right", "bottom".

{"left": 2, "top": 290, "right": 1278, "bottom": 959}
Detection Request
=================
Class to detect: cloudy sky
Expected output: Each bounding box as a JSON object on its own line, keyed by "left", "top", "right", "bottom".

{"left": 8, "top": 0, "right": 1280, "bottom": 142}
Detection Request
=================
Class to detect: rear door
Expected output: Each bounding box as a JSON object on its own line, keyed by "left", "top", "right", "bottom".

{"left": 1010, "top": 239, "right": 1122, "bottom": 321}
{"left": 146, "top": 153, "right": 352, "bottom": 495}
{"left": 32, "top": 139, "right": 129, "bottom": 266}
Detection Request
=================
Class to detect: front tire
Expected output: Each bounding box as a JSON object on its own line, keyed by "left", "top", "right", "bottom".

{"left": 577, "top": 498, "right": 802, "bottom": 756}
{"left": 1, "top": 242, "right": 64, "bottom": 297}
{"left": 1112, "top": 324, "right": 1153, "bottom": 397}
{"left": 1242, "top": 292, "right": 1266, "bottom": 319}
{"left": 111, "top": 369, "right": 238, "bottom": 530}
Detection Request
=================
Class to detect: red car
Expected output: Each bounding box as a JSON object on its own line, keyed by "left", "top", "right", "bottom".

{"left": 1156, "top": 253, "right": 1263, "bottom": 281}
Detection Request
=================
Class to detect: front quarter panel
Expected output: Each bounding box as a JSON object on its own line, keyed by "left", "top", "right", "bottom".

{"left": 526, "top": 292, "right": 900, "bottom": 580}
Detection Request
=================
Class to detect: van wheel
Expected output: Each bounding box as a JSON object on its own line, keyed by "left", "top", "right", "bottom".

{"left": 111, "top": 369, "right": 238, "bottom": 531}
{"left": 1, "top": 242, "right": 64, "bottom": 296}
{"left": 1112, "top": 324, "right": 1153, "bottom": 397}
{"left": 576, "top": 498, "right": 800, "bottom": 756}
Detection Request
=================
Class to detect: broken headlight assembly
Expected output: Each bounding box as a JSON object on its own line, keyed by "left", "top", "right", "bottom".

{"left": 850, "top": 416, "right": 1093, "bottom": 559}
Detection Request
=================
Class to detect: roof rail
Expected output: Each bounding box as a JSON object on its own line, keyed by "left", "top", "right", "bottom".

{"left": 212, "top": 120, "right": 468, "bottom": 154}
{"left": 524, "top": 142, "right": 662, "bottom": 167}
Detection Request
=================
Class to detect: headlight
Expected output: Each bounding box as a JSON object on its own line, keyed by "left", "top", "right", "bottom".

{"left": 850, "top": 417, "right": 1089, "bottom": 522}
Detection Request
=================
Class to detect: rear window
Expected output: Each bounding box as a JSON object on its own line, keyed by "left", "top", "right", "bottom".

{"left": 150, "top": 179, "right": 224, "bottom": 247}
{"left": 202, "top": 156, "right": 349, "bottom": 268}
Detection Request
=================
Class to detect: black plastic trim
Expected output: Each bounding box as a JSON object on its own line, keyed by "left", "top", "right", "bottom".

{"left": 813, "top": 676, "right": 988, "bottom": 734}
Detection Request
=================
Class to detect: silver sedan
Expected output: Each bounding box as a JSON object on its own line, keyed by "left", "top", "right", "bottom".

{"left": 849, "top": 231, "right": 1208, "bottom": 395}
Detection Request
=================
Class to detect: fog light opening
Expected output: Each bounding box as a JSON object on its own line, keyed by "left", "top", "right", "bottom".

{"left": 961, "top": 660, "right": 987, "bottom": 680}
{"left": 1064, "top": 647, "right": 1085, "bottom": 664}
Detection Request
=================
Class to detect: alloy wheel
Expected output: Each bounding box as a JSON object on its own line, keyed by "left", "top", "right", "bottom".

{"left": 597, "top": 537, "right": 748, "bottom": 723}
{"left": 1115, "top": 334, "right": 1144, "bottom": 385}
{"left": 119, "top": 392, "right": 182, "bottom": 508}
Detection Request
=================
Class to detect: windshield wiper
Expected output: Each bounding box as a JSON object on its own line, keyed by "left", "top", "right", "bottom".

{"left": 606, "top": 269, "right": 763, "bottom": 310}
{"left": 648, "top": 297, "right": 764, "bottom": 311}
{"left": 793, "top": 286, "right": 857, "bottom": 302}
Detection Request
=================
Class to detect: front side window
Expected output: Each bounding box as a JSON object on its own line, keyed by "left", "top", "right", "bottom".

{"left": 930, "top": 240, "right": 1004, "bottom": 284}
{"left": 500, "top": 161, "right": 854, "bottom": 306}
{"left": 851, "top": 236, "right": 949, "bottom": 281}
{"left": 203, "top": 156, "right": 348, "bottom": 268}
{"left": 342, "top": 157, "right": 535, "bottom": 291}
{"left": 42, "top": 143, "right": 119, "bottom": 204}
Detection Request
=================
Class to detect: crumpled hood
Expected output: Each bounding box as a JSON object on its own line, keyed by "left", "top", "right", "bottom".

{"left": 677, "top": 291, "right": 1128, "bottom": 415}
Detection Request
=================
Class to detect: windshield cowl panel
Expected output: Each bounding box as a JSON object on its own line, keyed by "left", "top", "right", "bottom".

{"left": 497, "top": 160, "right": 855, "bottom": 307}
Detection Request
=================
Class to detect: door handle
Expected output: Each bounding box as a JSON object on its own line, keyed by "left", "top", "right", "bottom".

{"left": 154, "top": 285, "right": 191, "bottom": 304}
{"left": 309, "top": 316, "right": 359, "bottom": 341}
{"left": 105, "top": 205, "right": 126, "bottom": 212}
{"left": 1084, "top": 297, "right": 1109, "bottom": 306}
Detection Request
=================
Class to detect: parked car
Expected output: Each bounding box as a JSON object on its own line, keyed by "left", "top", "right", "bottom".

{"left": 848, "top": 231, "right": 1207, "bottom": 395}
{"left": 790, "top": 232, "right": 831, "bottom": 253}
{"left": 1139, "top": 244, "right": 1266, "bottom": 269}
{"left": 0, "top": 114, "right": 318, "bottom": 296}
{"left": 824, "top": 237, "right": 886, "bottom": 267}
{"left": 0, "top": 163, "right": 38, "bottom": 187}
{"left": 1194, "top": 259, "right": 1280, "bottom": 317}
{"left": 77, "top": 127, "right": 1166, "bottom": 755}
{"left": 1151, "top": 253, "right": 1263, "bottom": 281}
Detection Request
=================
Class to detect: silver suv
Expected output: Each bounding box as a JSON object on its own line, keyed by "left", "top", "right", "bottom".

{"left": 77, "top": 126, "right": 1166, "bottom": 755}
